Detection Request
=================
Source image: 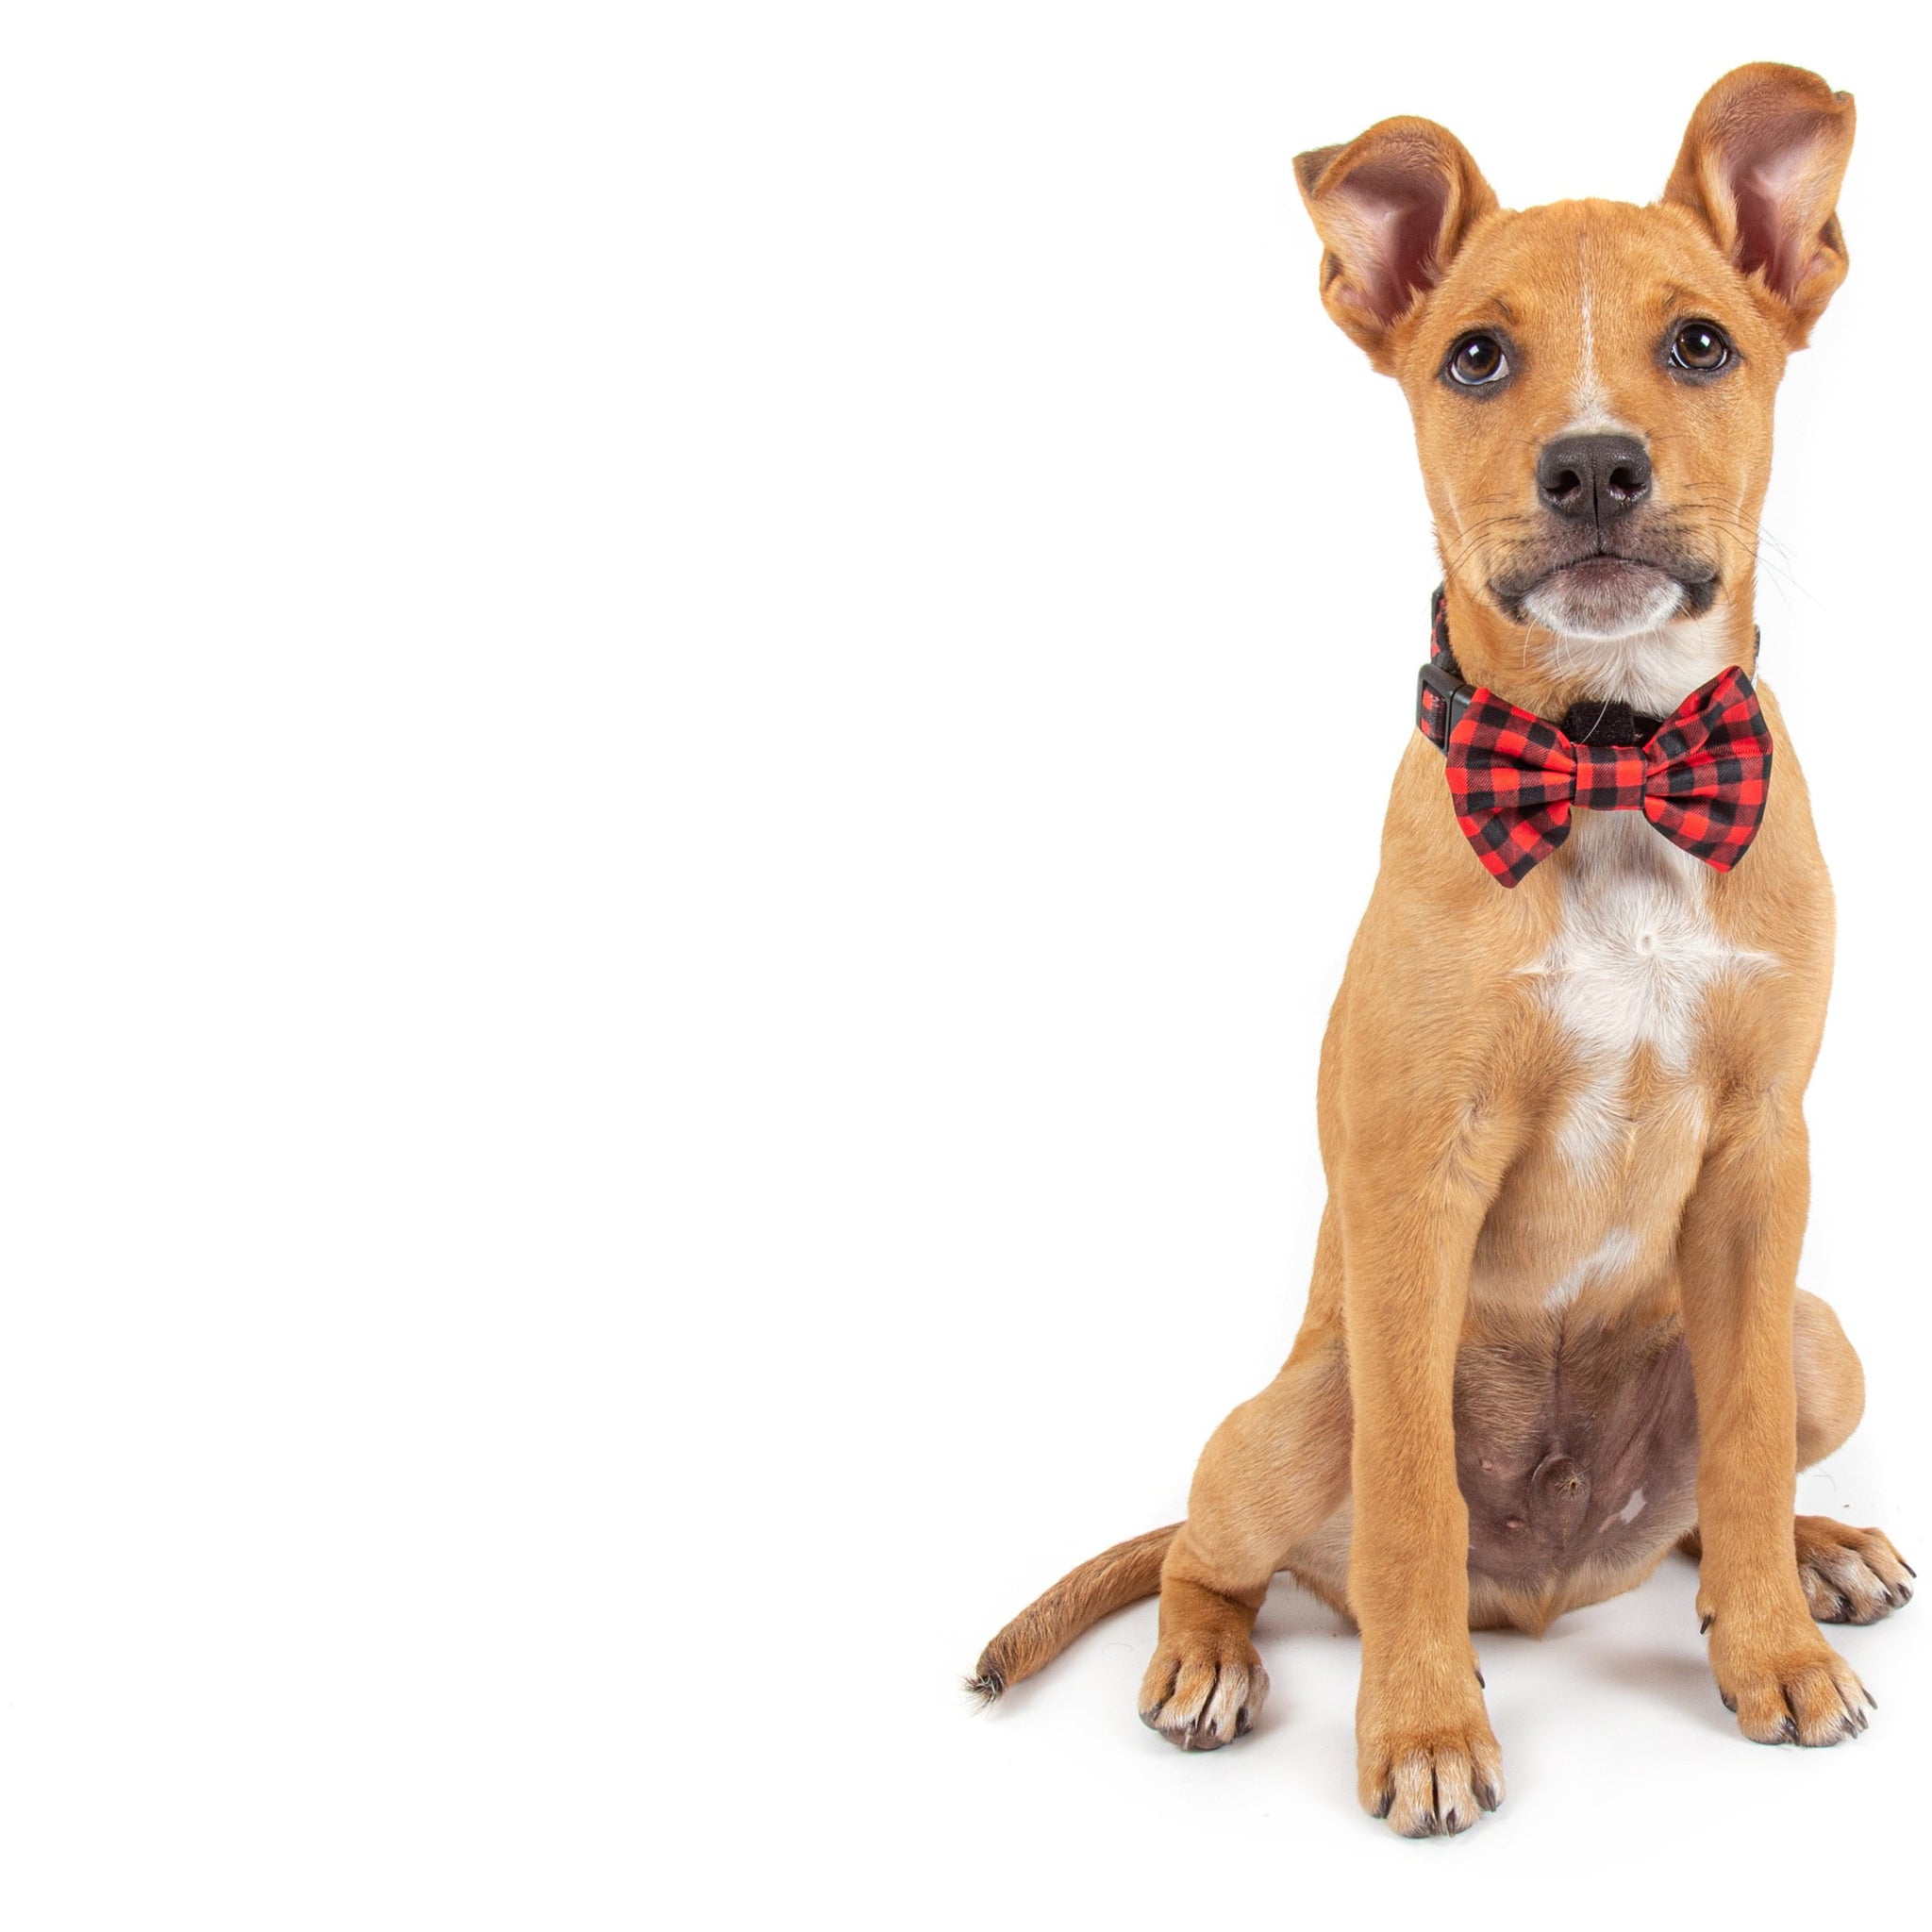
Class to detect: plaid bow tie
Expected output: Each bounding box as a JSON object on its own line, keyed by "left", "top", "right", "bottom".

{"left": 1443, "top": 668, "right": 1773, "bottom": 887}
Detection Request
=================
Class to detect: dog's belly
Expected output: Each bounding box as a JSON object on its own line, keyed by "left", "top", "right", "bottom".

{"left": 1449, "top": 1109, "right": 1706, "bottom": 1624}
{"left": 1285, "top": 1314, "right": 1701, "bottom": 1629}
{"left": 1452, "top": 1317, "right": 1699, "bottom": 1624}
{"left": 1451, "top": 1069, "right": 1708, "bottom": 1622}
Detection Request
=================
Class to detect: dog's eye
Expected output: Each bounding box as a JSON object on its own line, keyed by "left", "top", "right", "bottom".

{"left": 1446, "top": 334, "right": 1509, "bottom": 387}
{"left": 1670, "top": 321, "right": 1733, "bottom": 374}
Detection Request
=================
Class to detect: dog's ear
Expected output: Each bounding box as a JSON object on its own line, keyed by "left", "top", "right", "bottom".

{"left": 1663, "top": 64, "right": 1855, "bottom": 342}
{"left": 1293, "top": 119, "right": 1497, "bottom": 372}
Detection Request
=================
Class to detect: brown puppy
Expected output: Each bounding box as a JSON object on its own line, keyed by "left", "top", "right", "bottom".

{"left": 971, "top": 63, "right": 1914, "bottom": 1838}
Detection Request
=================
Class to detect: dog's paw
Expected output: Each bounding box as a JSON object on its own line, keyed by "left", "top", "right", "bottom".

{"left": 1795, "top": 1517, "right": 1914, "bottom": 1626}
{"left": 1707, "top": 1623, "right": 1873, "bottom": 1746}
{"left": 1138, "top": 1632, "right": 1268, "bottom": 1751}
{"left": 1357, "top": 1715, "right": 1504, "bottom": 1839}
{"left": 1356, "top": 1661, "right": 1503, "bottom": 1839}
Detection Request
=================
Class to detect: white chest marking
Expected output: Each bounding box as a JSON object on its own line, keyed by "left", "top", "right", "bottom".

{"left": 1525, "top": 814, "right": 1773, "bottom": 1069}
{"left": 1523, "top": 815, "right": 1775, "bottom": 1172}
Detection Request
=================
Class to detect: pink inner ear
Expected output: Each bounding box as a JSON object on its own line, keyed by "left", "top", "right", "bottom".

{"left": 1335, "top": 160, "right": 1453, "bottom": 326}
{"left": 1721, "top": 110, "right": 1836, "bottom": 300}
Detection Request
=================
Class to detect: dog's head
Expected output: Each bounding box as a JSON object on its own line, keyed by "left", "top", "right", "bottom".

{"left": 1296, "top": 64, "right": 1853, "bottom": 681}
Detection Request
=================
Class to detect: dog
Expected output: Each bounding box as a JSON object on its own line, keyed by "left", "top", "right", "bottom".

{"left": 969, "top": 62, "right": 1914, "bottom": 1838}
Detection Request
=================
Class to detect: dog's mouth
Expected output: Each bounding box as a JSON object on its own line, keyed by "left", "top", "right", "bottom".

{"left": 1491, "top": 549, "right": 1720, "bottom": 641}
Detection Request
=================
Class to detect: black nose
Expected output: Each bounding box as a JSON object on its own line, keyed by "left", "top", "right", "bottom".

{"left": 1537, "top": 434, "right": 1652, "bottom": 523}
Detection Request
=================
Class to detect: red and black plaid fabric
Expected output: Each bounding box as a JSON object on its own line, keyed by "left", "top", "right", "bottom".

{"left": 1416, "top": 587, "right": 1457, "bottom": 744}
{"left": 1445, "top": 667, "right": 1772, "bottom": 886}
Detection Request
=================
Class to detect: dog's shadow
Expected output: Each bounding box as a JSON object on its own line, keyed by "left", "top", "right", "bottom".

{"left": 1249, "top": 1547, "right": 1739, "bottom": 1739}
{"left": 1521, "top": 1547, "right": 1742, "bottom": 1735}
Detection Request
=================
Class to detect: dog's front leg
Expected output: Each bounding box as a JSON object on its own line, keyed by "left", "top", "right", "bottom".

{"left": 1679, "top": 1095, "right": 1874, "bottom": 1743}
{"left": 1341, "top": 1105, "right": 1509, "bottom": 1837}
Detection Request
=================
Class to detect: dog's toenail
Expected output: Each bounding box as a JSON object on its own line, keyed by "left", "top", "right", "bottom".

{"left": 1699, "top": 1612, "right": 1714, "bottom": 1634}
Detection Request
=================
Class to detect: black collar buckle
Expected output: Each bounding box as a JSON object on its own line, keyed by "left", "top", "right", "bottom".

{"left": 1417, "top": 659, "right": 1474, "bottom": 750}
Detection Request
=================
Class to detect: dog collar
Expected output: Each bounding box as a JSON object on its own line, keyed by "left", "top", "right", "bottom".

{"left": 1414, "top": 584, "right": 1760, "bottom": 751}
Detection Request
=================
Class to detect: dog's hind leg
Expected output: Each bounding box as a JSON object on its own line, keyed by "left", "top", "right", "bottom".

{"left": 1792, "top": 1288, "right": 1864, "bottom": 1469}
{"left": 1138, "top": 1297, "right": 1352, "bottom": 1752}
{"left": 1790, "top": 1290, "right": 1915, "bottom": 1620}
{"left": 974, "top": 1214, "right": 1351, "bottom": 1720}
{"left": 1682, "top": 1290, "right": 1914, "bottom": 1624}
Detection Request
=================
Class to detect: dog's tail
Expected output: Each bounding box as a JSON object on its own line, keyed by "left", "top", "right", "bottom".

{"left": 966, "top": 1523, "right": 1180, "bottom": 1705}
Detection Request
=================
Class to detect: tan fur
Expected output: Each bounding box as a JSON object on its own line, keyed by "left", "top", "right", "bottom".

{"left": 972, "top": 65, "right": 1912, "bottom": 1837}
{"left": 968, "top": 1524, "right": 1178, "bottom": 1703}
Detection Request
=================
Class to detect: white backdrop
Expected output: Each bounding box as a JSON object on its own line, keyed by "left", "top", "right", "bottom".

{"left": 3, "top": 4, "right": 1926, "bottom": 1926}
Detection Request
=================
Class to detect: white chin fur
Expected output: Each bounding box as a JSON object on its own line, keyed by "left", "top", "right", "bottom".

{"left": 1526, "top": 612, "right": 1735, "bottom": 714}
{"left": 1519, "top": 573, "right": 1686, "bottom": 642}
